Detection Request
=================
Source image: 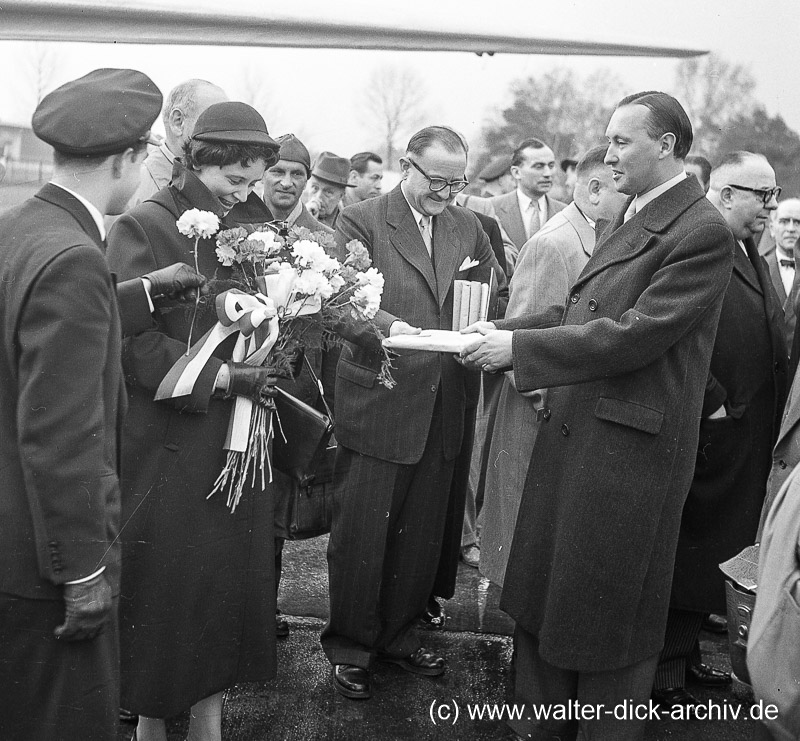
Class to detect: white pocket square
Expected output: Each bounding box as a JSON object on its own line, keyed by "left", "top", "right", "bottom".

{"left": 459, "top": 257, "right": 480, "bottom": 271}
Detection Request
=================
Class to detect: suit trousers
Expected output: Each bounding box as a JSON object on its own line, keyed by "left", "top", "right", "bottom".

{"left": 509, "top": 624, "right": 658, "bottom": 741}
{"left": 653, "top": 608, "right": 703, "bottom": 690}
{"left": 0, "top": 592, "right": 119, "bottom": 741}
{"left": 322, "top": 396, "right": 454, "bottom": 668}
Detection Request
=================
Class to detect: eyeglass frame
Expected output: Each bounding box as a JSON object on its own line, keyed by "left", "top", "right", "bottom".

{"left": 407, "top": 158, "right": 469, "bottom": 194}
{"left": 726, "top": 183, "right": 782, "bottom": 205}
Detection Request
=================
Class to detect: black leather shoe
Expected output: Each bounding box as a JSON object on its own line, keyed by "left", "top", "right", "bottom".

{"left": 701, "top": 613, "right": 728, "bottom": 634}
{"left": 687, "top": 662, "right": 732, "bottom": 686}
{"left": 276, "top": 610, "right": 289, "bottom": 638}
{"left": 332, "top": 664, "right": 371, "bottom": 699}
{"left": 652, "top": 687, "right": 700, "bottom": 709}
{"left": 418, "top": 596, "right": 446, "bottom": 630}
{"left": 378, "top": 646, "right": 446, "bottom": 676}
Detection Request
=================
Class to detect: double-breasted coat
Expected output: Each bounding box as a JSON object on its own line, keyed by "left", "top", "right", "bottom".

{"left": 496, "top": 176, "right": 735, "bottom": 672}
{"left": 106, "top": 164, "right": 276, "bottom": 717}
{"left": 0, "top": 184, "right": 125, "bottom": 739}
{"left": 671, "top": 237, "right": 787, "bottom": 612}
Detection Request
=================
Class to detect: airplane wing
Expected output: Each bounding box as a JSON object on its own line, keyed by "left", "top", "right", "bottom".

{"left": 0, "top": 0, "right": 706, "bottom": 57}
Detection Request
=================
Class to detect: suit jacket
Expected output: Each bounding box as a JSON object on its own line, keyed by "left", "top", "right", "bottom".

{"left": 333, "top": 184, "right": 507, "bottom": 464}
{"left": 0, "top": 183, "right": 125, "bottom": 599}
{"left": 671, "top": 238, "right": 787, "bottom": 612}
{"left": 748, "top": 462, "right": 800, "bottom": 740}
{"left": 496, "top": 176, "right": 735, "bottom": 671}
{"left": 481, "top": 202, "right": 594, "bottom": 587}
{"left": 761, "top": 244, "right": 798, "bottom": 350}
{"left": 490, "top": 189, "right": 566, "bottom": 273}
{"left": 294, "top": 203, "right": 334, "bottom": 234}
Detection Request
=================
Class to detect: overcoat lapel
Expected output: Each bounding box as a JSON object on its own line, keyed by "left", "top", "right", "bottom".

{"left": 734, "top": 240, "right": 763, "bottom": 296}
{"left": 35, "top": 183, "right": 104, "bottom": 249}
{"left": 386, "top": 186, "right": 438, "bottom": 300}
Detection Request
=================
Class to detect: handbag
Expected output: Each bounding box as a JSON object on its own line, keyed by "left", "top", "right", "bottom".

{"left": 272, "top": 356, "right": 337, "bottom": 539}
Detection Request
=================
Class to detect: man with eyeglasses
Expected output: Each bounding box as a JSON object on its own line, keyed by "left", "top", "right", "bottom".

{"left": 490, "top": 137, "right": 567, "bottom": 275}
{"left": 321, "top": 125, "right": 506, "bottom": 701}
{"left": 653, "top": 150, "right": 788, "bottom": 709}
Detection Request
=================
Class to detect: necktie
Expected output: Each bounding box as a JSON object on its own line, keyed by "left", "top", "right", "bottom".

{"left": 780, "top": 259, "right": 795, "bottom": 269}
{"left": 419, "top": 215, "right": 433, "bottom": 258}
{"left": 527, "top": 201, "right": 540, "bottom": 239}
{"left": 623, "top": 199, "right": 637, "bottom": 223}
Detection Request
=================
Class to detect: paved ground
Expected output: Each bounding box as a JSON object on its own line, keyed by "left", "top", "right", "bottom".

{"left": 118, "top": 535, "right": 757, "bottom": 740}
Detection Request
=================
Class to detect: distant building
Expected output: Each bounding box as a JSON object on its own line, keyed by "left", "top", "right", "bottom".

{"left": 0, "top": 122, "right": 53, "bottom": 184}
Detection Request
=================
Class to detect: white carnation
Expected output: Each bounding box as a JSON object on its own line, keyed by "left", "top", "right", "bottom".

{"left": 176, "top": 209, "right": 220, "bottom": 239}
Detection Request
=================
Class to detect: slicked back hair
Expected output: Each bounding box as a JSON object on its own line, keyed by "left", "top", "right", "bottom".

{"left": 576, "top": 145, "right": 609, "bottom": 180}
{"left": 350, "top": 151, "right": 382, "bottom": 174}
{"left": 162, "top": 79, "right": 221, "bottom": 128}
{"left": 686, "top": 154, "right": 712, "bottom": 185}
{"left": 512, "top": 138, "right": 550, "bottom": 168}
{"left": 406, "top": 126, "right": 467, "bottom": 159}
{"left": 617, "top": 91, "right": 693, "bottom": 160}
{"left": 709, "top": 151, "right": 768, "bottom": 189}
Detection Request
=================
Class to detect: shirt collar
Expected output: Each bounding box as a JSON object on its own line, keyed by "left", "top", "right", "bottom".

{"left": 286, "top": 199, "right": 303, "bottom": 226}
{"left": 160, "top": 141, "right": 177, "bottom": 164}
{"left": 50, "top": 182, "right": 106, "bottom": 240}
{"left": 633, "top": 171, "right": 687, "bottom": 214}
{"left": 400, "top": 181, "right": 430, "bottom": 226}
{"left": 517, "top": 189, "right": 546, "bottom": 215}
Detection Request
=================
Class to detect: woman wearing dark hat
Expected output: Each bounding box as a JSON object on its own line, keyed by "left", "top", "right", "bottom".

{"left": 107, "top": 102, "right": 280, "bottom": 741}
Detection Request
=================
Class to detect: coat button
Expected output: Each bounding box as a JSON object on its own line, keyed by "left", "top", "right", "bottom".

{"left": 561, "top": 423, "right": 570, "bottom": 436}
{"left": 570, "top": 292, "right": 580, "bottom": 304}
{"left": 779, "top": 459, "right": 788, "bottom": 469}
{"left": 588, "top": 299, "right": 598, "bottom": 311}
{"left": 775, "top": 361, "right": 781, "bottom": 372}
{"left": 430, "top": 385, "right": 437, "bottom": 393}
{"left": 164, "top": 443, "right": 179, "bottom": 452}
{"left": 542, "top": 408, "right": 552, "bottom": 421}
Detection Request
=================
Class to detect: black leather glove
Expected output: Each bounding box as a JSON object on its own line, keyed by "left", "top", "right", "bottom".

{"left": 225, "top": 361, "right": 279, "bottom": 405}
{"left": 54, "top": 572, "right": 112, "bottom": 642}
{"left": 144, "top": 263, "right": 208, "bottom": 301}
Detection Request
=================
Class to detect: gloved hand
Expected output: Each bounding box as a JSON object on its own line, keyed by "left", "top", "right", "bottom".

{"left": 225, "top": 361, "right": 279, "bottom": 405}
{"left": 54, "top": 572, "right": 112, "bottom": 641}
{"left": 144, "top": 263, "right": 208, "bottom": 302}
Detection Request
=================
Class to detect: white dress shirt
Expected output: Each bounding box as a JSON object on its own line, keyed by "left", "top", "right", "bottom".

{"left": 517, "top": 189, "right": 547, "bottom": 238}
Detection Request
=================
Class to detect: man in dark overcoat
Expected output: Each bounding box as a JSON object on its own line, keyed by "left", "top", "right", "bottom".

{"left": 0, "top": 68, "right": 161, "bottom": 741}
{"left": 654, "top": 152, "right": 788, "bottom": 706}
{"left": 461, "top": 91, "right": 735, "bottom": 741}
{"left": 322, "top": 125, "right": 506, "bottom": 700}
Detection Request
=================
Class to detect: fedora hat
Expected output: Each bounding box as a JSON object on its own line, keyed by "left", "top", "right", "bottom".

{"left": 311, "top": 151, "right": 354, "bottom": 188}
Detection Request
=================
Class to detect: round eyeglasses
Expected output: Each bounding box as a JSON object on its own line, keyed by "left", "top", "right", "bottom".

{"left": 409, "top": 159, "right": 469, "bottom": 194}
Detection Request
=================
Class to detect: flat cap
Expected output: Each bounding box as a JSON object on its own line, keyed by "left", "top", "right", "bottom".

{"left": 311, "top": 151, "right": 353, "bottom": 188}
{"left": 192, "top": 102, "right": 278, "bottom": 151}
{"left": 478, "top": 155, "right": 512, "bottom": 183}
{"left": 32, "top": 68, "right": 162, "bottom": 156}
{"left": 276, "top": 133, "right": 311, "bottom": 174}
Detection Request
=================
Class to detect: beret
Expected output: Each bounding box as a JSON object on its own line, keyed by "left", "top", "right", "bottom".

{"left": 32, "top": 68, "right": 162, "bottom": 156}
{"left": 311, "top": 151, "right": 353, "bottom": 188}
{"left": 192, "top": 102, "right": 278, "bottom": 152}
{"left": 478, "top": 155, "right": 512, "bottom": 182}
{"left": 276, "top": 133, "right": 311, "bottom": 173}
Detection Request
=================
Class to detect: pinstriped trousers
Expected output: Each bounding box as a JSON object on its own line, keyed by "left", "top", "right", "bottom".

{"left": 321, "top": 396, "right": 455, "bottom": 668}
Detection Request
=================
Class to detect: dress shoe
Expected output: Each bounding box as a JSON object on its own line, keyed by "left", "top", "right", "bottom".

{"left": 460, "top": 544, "right": 481, "bottom": 568}
{"left": 652, "top": 687, "right": 700, "bottom": 709}
{"left": 332, "top": 664, "right": 371, "bottom": 700}
{"left": 276, "top": 609, "right": 289, "bottom": 638}
{"left": 687, "top": 662, "right": 731, "bottom": 686}
{"left": 418, "top": 596, "right": 446, "bottom": 630}
{"left": 119, "top": 707, "right": 138, "bottom": 724}
{"left": 701, "top": 613, "right": 728, "bottom": 634}
{"left": 378, "top": 646, "right": 446, "bottom": 676}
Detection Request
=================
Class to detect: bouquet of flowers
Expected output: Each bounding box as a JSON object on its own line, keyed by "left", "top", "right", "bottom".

{"left": 157, "top": 210, "right": 393, "bottom": 512}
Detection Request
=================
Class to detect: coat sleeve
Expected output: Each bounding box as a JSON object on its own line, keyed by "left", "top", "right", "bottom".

{"left": 116, "top": 278, "right": 154, "bottom": 337}
{"left": 17, "top": 245, "right": 118, "bottom": 584}
{"left": 511, "top": 222, "right": 735, "bottom": 392}
{"left": 108, "top": 213, "right": 222, "bottom": 412}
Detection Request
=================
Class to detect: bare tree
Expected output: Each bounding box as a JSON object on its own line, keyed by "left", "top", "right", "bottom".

{"left": 671, "top": 53, "right": 756, "bottom": 156}
{"left": 234, "top": 63, "right": 282, "bottom": 131}
{"left": 360, "top": 65, "right": 428, "bottom": 168}
{"left": 12, "top": 43, "right": 62, "bottom": 120}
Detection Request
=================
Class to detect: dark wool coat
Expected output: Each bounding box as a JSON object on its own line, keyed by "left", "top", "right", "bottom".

{"left": 496, "top": 176, "right": 735, "bottom": 672}
{"left": 672, "top": 238, "right": 787, "bottom": 612}
{"left": 106, "top": 165, "right": 276, "bottom": 717}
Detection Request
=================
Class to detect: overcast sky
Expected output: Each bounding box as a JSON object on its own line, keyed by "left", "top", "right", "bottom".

{"left": 1, "top": 0, "right": 798, "bottom": 161}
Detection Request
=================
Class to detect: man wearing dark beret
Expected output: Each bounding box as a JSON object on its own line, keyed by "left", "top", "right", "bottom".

{"left": 0, "top": 67, "right": 165, "bottom": 741}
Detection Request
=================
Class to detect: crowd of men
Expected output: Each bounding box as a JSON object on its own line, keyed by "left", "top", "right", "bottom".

{"left": 2, "top": 69, "right": 800, "bottom": 741}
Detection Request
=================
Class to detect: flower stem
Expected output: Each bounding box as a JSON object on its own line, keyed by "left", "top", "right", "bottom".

{"left": 187, "top": 235, "right": 200, "bottom": 354}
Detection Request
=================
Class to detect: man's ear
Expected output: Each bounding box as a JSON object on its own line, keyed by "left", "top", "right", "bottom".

{"left": 658, "top": 132, "right": 677, "bottom": 159}
{"left": 347, "top": 169, "right": 359, "bottom": 187}
{"left": 587, "top": 177, "right": 601, "bottom": 206}
{"left": 399, "top": 157, "right": 411, "bottom": 180}
{"left": 167, "top": 107, "right": 185, "bottom": 137}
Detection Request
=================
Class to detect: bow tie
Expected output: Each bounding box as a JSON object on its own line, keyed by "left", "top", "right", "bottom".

{"left": 780, "top": 259, "right": 795, "bottom": 269}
